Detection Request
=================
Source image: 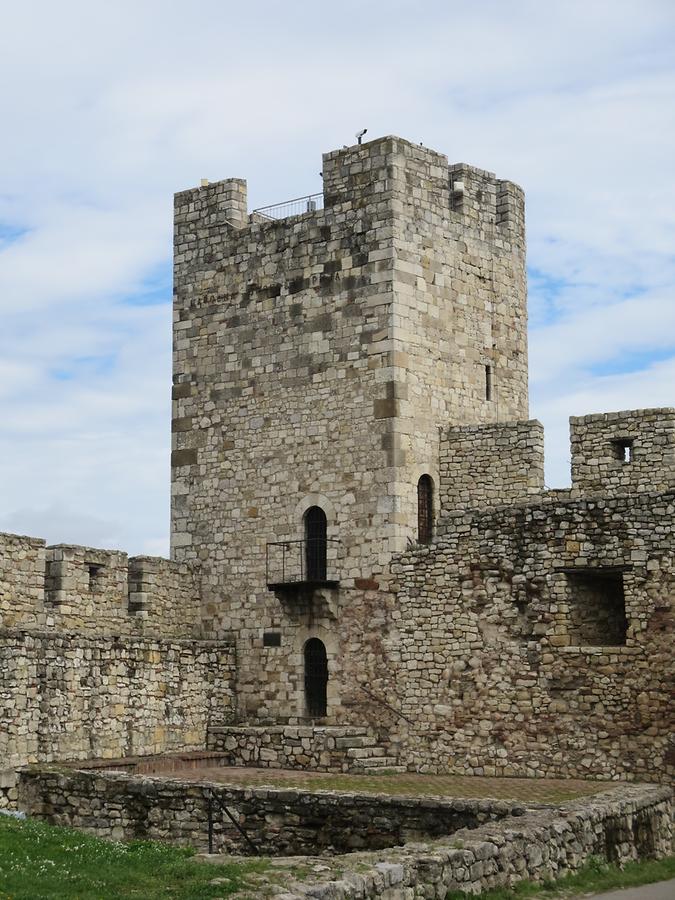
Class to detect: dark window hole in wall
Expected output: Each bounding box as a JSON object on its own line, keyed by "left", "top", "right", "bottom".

{"left": 564, "top": 570, "right": 627, "bottom": 646}
{"left": 417, "top": 475, "right": 433, "bottom": 544}
{"left": 611, "top": 438, "right": 633, "bottom": 463}
{"left": 87, "top": 564, "right": 104, "bottom": 591}
{"left": 263, "top": 632, "right": 281, "bottom": 647}
{"left": 485, "top": 364, "right": 493, "bottom": 401}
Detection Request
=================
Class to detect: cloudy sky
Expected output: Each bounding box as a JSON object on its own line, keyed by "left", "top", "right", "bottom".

{"left": 0, "top": 0, "right": 673, "bottom": 555}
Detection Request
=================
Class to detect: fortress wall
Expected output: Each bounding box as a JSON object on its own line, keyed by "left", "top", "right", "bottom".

{"left": 439, "top": 420, "right": 545, "bottom": 514}
{"left": 571, "top": 407, "right": 675, "bottom": 496}
{"left": 389, "top": 490, "right": 675, "bottom": 782}
{"left": 0, "top": 629, "right": 235, "bottom": 808}
{"left": 0, "top": 532, "right": 46, "bottom": 628}
{"left": 1, "top": 534, "right": 203, "bottom": 638}
{"left": 0, "top": 529, "right": 233, "bottom": 807}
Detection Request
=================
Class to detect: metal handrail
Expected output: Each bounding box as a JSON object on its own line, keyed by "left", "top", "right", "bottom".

{"left": 266, "top": 537, "right": 340, "bottom": 586}
{"left": 206, "top": 790, "right": 258, "bottom": 855}
{"left": 355, "top": 682, "right": 417, "bottom": 727}
{"left": 252, "top": 192, "right": 323, "bottom": 221}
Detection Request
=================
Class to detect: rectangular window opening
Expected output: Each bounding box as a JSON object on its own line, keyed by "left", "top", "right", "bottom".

{"left": 87, "top": 563, "right": 104, "bottom": 591}
{"left": 485, "top": 364, "right": 493, "bottom": 401}
{"left": 611, "top": 438, "right": 633, "bottom": 463}
{"left": 263, "top": 631, "right": 281, "bottom": 647}
{"left": 564, "top": 569, "right": 627, "bottom": 646}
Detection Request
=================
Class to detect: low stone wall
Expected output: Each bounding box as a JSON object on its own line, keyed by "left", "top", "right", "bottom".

{"left": 18, "top": 766, "right": 519, "bottom": 855}
{"left": 278, "top": 784, "right": 671, "bottom": 898}
{"left": 207, "top": 724, "right": 383, "bottom": 772}
{"left": 16, "top": 769, "right": 671, "bottom": 897}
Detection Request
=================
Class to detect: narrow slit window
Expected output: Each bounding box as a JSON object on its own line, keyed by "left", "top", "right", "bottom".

{"left": 485, "top": 364, "right": 493, "bottom": 401}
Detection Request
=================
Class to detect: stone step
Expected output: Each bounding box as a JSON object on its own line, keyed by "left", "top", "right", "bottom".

{"left": 346, "top": 746, "right": 386, "bottom": 759}
{"left": 351, "top": 757, "right": 402, "bottom": 770}
{"left": 335, "top": 735, "right": 377, "bottom": 749}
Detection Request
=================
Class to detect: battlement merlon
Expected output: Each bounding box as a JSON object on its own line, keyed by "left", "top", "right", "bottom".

{"left": 324, "top": 137, "right": 524, "bottom": 242}
{"left": 570, "top": 407, "right": 675, "bottom": 496}
{"left": 439, "top": 420, "right": 545, "bottom": 515}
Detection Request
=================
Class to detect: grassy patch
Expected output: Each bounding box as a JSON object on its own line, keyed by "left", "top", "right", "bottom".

{"left": 446, "top": 855, "right": 675, "bottom": 900}
{"left": 0, "top": 815, "right": 269, "bottom": 899}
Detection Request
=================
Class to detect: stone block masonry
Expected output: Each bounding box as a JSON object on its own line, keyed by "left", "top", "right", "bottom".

{"left": 0, "top": 530, "right": 236, "bottom": 807}
{"left": 440, "top": 420, "right": 545, "bottom": 513}
{"left": 390, "top": 486, "right": 675, "bottom": 782}
{"left": 17, "top": 769, "right": 671, "bottom": 898}
{"left": 571, "top": 408, "right": 675, "bottom": 496}
{"left": 171, "top": 135, "right": 529, "bottom": 723}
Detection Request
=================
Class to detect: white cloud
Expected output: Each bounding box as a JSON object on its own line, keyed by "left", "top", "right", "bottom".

{"left": 0, "top": 0, "right": 673, "bottom": 553}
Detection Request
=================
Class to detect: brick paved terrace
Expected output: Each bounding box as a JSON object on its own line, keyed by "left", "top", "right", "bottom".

{"left": 79, "top": 753, "right": 610, "bottom": 804}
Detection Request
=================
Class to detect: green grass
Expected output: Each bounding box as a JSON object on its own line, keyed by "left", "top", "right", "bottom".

{"left": 0, "top": 815, "right": 269, "bottom": 899}
{"left": 446, "top": 854, "right": 675, "bottom": 900}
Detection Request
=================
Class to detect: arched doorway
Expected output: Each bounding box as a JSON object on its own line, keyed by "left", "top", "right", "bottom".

{"left": 304, "top": 506, "right": 327, "bottom": 581}
{"left": 304, "top": 638, "right": 328, "bottom": 717}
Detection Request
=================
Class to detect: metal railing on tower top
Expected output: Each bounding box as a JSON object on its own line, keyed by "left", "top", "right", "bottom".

{"left": 252, "top": 193, "right": 323, "bottom": 221}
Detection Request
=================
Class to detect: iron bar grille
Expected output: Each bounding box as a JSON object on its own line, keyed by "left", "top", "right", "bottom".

{"left": 266, "top": 538, "right": 340, "bottom": 588}
{"left": 252, "top": 193, "right": 323, "bottom": 221}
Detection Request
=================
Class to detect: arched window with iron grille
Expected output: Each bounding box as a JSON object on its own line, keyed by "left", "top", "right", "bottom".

{"left": 417, "top": 475, "right": 433, "bottom": 544}
{"left": 304, "top": 506, "right": 327, "bottom": 581}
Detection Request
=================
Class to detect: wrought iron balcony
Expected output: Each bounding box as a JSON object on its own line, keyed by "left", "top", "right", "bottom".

{"left": 266, "top": 538, "right": 340, "bottom": 592}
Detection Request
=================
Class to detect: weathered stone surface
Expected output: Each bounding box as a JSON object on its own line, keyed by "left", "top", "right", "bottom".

{"left": 0, "top": 135, "right": 673, "bottom": 796}
{"left": 171, "top": 136, "right": 528, "bottom": 722}
{"left": 17, "top": 769, "right": 672, "bottom": 898}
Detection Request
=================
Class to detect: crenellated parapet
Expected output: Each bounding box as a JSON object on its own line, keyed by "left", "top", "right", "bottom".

{"left": 436, "top": 408, "right": 675, "bottom": 522}
{"left": 0, "top": 533, "right": 204, "bottom": 638}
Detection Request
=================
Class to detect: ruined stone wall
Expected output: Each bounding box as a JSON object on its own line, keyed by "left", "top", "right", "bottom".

{"left": 17, "top": 770, "right": 672, "bottom": 896}
{"left": 439, "top": 420, "right": 545, "bottom": 513}
{"left": 389, "top": 489, "right": 675, "bottom": 782}
{"left": 280, "top": 785, "right": 672, "bottom": 898}
{"left": 171, "top": 135, "right": 528, "bottom": 722}
{"left": 18, "top": 765, "right": 518, "bottom": 855}
{"left": 0, "top": 530, "right": 235, "bottom": 806}
{"left": 571, "top": 408, "right": 675, "bottom": 496}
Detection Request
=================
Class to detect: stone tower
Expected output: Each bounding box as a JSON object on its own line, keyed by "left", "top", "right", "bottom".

{"left": 171, "top": 136, "right": 528, "bottom": 722}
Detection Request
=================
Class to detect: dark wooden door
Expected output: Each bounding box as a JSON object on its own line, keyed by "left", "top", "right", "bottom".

{"left": 304, "top": 638, "right": 328, "bottom": 717}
